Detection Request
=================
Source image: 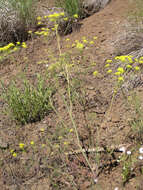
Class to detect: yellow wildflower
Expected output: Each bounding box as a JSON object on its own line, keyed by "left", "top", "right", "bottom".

{"left": 30, "top": 141, "right": 34, "bottom": 145}
{"left": 21, "top": 42, "right": 27, "bottom": 48}
{"left": 76, "top": 42, "right": 84, "bottom": 49}
{"left": 19, "top": 143, "right": 25, "bottom": 149}
{"left": 73, "top": 14, "right": 78, "bottom": 18}
{"left": 118, "top": 76, "right": 124, "bottom": 82}
{"left": 60, "top": 12, "right": 65, "bottom": 16}
{"left": 139, "top": 57, "right": 143, "bottom": 64}
{"left": 134, "top": 66, "right": 140, "bottom": 71}
{"left": 106, "top": 59, "right": 112, "bottom": 63}
{"left": 69, "top": 129, "right": 73, "bottom": 132}
{"left": 12, "top": 153, "right": 17, "bottom": 157}
{"left": 82, "top": 39, "right": 88, "bottom": 43}
{"left": 37, "top": 22, "right": 42, "bottom": 25}
{"left": 117, "top": 67, "right": 124, "bottom": 74}
{"left": 64, "top": 142, "right": 68, "bottom": 145}
{"left": 105, "top": 63, "right": 110, "bottom": 68}
{"left": 115, "top": 71, "right": 121, "bottom": 76}
{"left": 16, "top": 41, "right": 20, "bottom": 45}
{"left": 13, "top": 47, "right": 18, "bottom": 51}
{"left": 43, "top": 32, "right": 48, "bottom": 36}
{"left": 89, "top": 41, "right": 94, "bottom": 44}
{"left": 37, "top": 16, "right": 42, "bottom": 20}
{"left": 93, "top": 71, "right": 98, "bottom": 77}
{"left": 8, "top": 43, "right": 15, "bottom": 47}
{"left": 134, "top": 58, "right": 138, "bottom": 63}
{"left": 63, "top": 17, "right": 68, "bottom": 21}
{"left": 127, "top": 56, "right": 133, "bottom": 63}
{"left": 107, "top": 69, "right": 112, "bottom": 74}
{"left": 10, "top": 149, "right": 14, "bottom": 153}
{"left": 126, "top": 64, "right": 132, "bottom": 69}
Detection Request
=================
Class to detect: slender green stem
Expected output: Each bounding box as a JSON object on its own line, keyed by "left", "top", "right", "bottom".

{"left": 65, "top": 65, "right": 95, "bottom": 177}
{"left": 55, "top": 23, "right": 62, "bottom": 56}
{"left": 108, "top": 84, "right": 119, "bottom": 115}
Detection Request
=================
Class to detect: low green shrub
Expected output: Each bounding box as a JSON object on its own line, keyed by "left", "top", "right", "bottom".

{"left": 1, "top": 75, "right": 54, "bottom": 125}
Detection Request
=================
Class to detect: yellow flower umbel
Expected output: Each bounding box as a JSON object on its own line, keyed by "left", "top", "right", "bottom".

{"left": 93, "top": 36, "right": 97, "bottom": 40}
{"left": 106, "top": 59, "right": 112, "bottom": 63}
{"left": 12, "top": 153, "right": 17, "bottom": 157}
{"left": 37, "top": 16, "right": 42, "bottom": 21}
{"left": 118, "top": 76, "right": 124, "bottom": 82}
{"left": 0, "top": 43, "right": 15, "bottom": 52}
{"left": 73, "top": 14, "right": 78, "bottom": 18}
{"left": 117, "top": 67, "right": 124, "bottom": 74}
{"left": 76, "top": 42, "right": 84, "bottom": 50}
{"left": 63, "top": 17, "right": 68, "bottom": 21}
{"left": 107, "top": 69, "right": 112, "bottom": 74}
{"left": 30, "top": 141, "right": 35, "bottom": 145}
{"left": 21, "top": 42, "right": 27, "bottom": 48}
{"left": 115, "top": 71, "right": 121, "bottom": 76}
{"left": 93, "top": 71, "right": 98, "bottom": 77}
{"left": 126, "top": 64, "right": 132, "bottom": 69}
{"left": 139, "top": 57, "right": 143, "bottom": 64}
{"left": 105, "top": 63, "right": 110, "bottom": 68}
{"left": 19, "top": 143, "right": 25, "bottom": 149}
{"left": 134, "top": 66, "right": 140, "bottom": 71}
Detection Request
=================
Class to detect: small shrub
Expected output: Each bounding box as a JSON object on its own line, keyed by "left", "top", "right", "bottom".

{"left": 1, "top": 75, "right": 54, "bottom": 125}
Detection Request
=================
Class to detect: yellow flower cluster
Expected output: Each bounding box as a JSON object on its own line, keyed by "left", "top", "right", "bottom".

{"left": 73, "top": 14, "right": 78, "bottom": 18}
{"left": 104, "top": 54, "right": 141, "bottom": 84}
{"left": 48, "top": 12, "right": 65, "bottom": 21}
{"left": 21, "top": 42, "right": 27, "bottom": 48}
{"left": 0, "top": 43, "right": 15, "bottom": 52}
{"left": 76, "top": 42, "right": 84, "bottom": 50}
{"left": 115, "top": 55, "right": 133, "bottom": 63}
{"left": 19, "top": 143, "right": 25, "bottom": 149}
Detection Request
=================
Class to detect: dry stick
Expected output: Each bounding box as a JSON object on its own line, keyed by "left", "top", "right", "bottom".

{"left": 65, "top": 144, "right": 130, "bottom": 155}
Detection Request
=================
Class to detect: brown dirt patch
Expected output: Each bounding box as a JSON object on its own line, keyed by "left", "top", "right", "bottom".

{"left": 0, "top": 0, "right": 143, "bottom": 189}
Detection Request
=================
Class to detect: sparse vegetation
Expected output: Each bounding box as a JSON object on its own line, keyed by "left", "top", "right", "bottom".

{"left": 1, "top": 75, "right": 54, "bottom": 125}
{"left": 0, "top": 0, "right": 143, "bottom": 189}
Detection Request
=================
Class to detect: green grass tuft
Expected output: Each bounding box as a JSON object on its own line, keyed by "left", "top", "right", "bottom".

{"left": 1, "top": 75, "right": 54, "bottom": 125}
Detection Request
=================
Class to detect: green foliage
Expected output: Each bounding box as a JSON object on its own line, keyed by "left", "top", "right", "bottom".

{"left": 10, "top": 0, "right": 37, "bottom": 26}
{"left": 55, "top": 0, "right": 83, "bottom": 17}
{"left": 1, "top": 75, "right": 53, "bottom": 125}
{"left": 128, "top": 92, "right": 143, "bottom": 143}
{"left": 122, "top": 161, "right": 132, "bottom": 185}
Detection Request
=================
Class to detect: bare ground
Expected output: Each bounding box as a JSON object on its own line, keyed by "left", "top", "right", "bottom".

{"left": 0, "top": 0, "right": 143, "bottom": 189}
